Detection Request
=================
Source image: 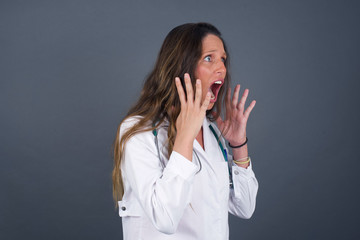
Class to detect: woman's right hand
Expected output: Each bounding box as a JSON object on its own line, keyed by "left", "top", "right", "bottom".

{"left": 173, "top": 73, "right": 211, "bottom": 161}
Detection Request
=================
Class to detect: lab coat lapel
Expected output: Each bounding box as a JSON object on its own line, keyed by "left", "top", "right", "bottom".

{"left": 193, "top": 118, "right": 224, "bottom": 176}
{"left": 203, "top": 118, "right": 225, "bottom": 164}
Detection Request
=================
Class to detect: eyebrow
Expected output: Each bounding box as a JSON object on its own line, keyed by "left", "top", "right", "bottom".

{"left": 203, "top": 50, "right": 227, "bottom": 57}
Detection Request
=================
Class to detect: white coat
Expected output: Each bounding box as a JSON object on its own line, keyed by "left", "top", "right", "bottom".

{"left": 118, "top": 116, "right": 258, "bottom": 240}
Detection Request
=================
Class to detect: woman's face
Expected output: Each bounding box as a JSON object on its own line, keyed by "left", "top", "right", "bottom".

{"left": 195, "top": 34, "right": 227, "bottom": 110}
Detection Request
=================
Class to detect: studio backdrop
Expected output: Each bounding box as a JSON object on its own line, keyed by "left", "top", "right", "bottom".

{"left": 1, "top": 0, "right": 360, "bottom": 239}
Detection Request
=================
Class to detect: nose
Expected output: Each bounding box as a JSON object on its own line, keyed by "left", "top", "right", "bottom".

{"left": 215, "top": 59, "right": 226, "bottom": 76}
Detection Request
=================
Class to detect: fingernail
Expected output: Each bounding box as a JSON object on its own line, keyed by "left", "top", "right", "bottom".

{"left": 196, "top": 79, "right": 200, "bottom": 84}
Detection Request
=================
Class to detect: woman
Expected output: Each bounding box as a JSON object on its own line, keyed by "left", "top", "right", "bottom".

{"left": 113, "top": 22, "right": 258, "bottom": 240}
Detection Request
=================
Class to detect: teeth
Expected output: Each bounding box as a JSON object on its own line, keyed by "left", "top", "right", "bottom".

{"left": 210, "top": 89, "right": 215, "bottom": 99}
{"left": 214, "top": 81, "right": 222, "bottom": 84}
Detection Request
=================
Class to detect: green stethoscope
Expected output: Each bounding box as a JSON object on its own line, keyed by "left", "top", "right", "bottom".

{"left": 152, "top": 124, "right": 234, "bottom": 188}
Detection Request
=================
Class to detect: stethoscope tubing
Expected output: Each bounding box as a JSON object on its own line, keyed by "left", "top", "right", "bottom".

{"left": 153, "top": 124, "right": 233, "bottom": 188}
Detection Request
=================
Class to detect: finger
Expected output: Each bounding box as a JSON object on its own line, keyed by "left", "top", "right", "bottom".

{"left": 201, "top": 91, "right": 211, "bottom": 111}
{"left": 175, "top": 77, "right": 186, "bottom": 105}
{"left": 237, "top": 88, "right": 249, "bottom": 112}
{"left": 194, "top": 79, "right": 202, "bottom": 106}
{"left": 232, "top": 84, "right": 241, "bottom": 108}
{"left": 184, "top": 73, "right": 194, "bottom": 103}
{"left": 244, "top": 100, "right": 256, "bottom": 118}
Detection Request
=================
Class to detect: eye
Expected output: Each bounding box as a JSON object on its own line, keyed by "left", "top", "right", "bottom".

{"left": 204, "top": 56, "right": 211, "bottom": 62}
{"left": 221, "top": 57, "right": 226, "bottom": 63}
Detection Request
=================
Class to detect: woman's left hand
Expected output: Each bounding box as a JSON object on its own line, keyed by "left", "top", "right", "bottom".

{"left": 214, "top": 84, "right": 256, "bottom": 146}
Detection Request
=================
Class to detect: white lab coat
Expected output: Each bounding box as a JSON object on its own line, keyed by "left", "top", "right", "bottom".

{"left": 118, "top": 116, "right": 258, "bottom": 240}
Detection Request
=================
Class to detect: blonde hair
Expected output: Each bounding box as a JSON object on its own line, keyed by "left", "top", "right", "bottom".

{"left": 112, "top": 23, "right": 231, "bottom": 206}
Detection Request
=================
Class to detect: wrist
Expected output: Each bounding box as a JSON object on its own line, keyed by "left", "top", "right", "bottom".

{"left": 233, "top": 156, "right": 250, "bottom": 165}
{"left": 175, "top": 132, "right": 195, "bottom": 146}
{"left": 228, "top": 137, "right": 248, "bottom": 148}
{"left": 173, "top": 134, "right": 194, "bottom": 161}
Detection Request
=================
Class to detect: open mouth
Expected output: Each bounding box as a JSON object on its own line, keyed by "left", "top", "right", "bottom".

{"left": 209, "top": 80, "right": 223, "bottom": 102}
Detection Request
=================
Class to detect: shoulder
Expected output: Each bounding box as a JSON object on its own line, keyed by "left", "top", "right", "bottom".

{"left": 119, "top": 116, "right": 143, "bottom": 134}
{"left": 119, "top": 116, "right": 155, "bottom": 146}
{"left": 119, "top": 116, "right": 155, "bottom": 136}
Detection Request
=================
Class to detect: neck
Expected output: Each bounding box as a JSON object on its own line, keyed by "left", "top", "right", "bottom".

{"left": 196, "top": 127, "right": 204, "bottom": 150}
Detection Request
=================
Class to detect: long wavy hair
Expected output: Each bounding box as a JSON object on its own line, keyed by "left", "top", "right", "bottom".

{"left": 112, "top": 22, "right": 231, "bottom": 205}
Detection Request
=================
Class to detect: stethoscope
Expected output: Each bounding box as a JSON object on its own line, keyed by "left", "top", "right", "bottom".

{"left": 152, "top": 124, "right": 234, "bottom": 188}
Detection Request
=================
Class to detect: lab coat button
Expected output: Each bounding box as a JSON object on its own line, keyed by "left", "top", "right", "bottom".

{"left": 121, "top": 206, "right": 126, "bottom": 211}
{"left": 234, "top": 170, "right": 239, "bottom": 175}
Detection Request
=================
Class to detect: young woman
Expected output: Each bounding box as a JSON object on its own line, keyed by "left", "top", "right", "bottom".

{"left": 113, "top": 22, "right": 258, "bottom": 240}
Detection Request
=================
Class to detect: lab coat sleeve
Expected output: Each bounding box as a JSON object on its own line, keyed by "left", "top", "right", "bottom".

{"left": 228, "top": 159, "right": 258, "bottom": 219}
{"left": 120, "top": 119, "right": 198, "bottom": 234}
{"left": 208, "top": 122, "right": 259, "bottom": 219}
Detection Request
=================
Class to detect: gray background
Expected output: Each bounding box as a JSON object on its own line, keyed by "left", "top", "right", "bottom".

{"left": 1, "top": 0, "right": 359, "bottom": 239}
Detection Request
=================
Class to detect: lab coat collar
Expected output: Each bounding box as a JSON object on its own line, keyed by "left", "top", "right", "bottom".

{"left": 193, "top": 118, "right": 225, "bottom": 174}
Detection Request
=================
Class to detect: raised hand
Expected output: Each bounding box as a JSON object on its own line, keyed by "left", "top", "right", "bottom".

{"left": 214, "top": 84, "right": 256, "bottom": 146}
{"left": 173, "top": 73, "right": 211, "bottom": 161}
